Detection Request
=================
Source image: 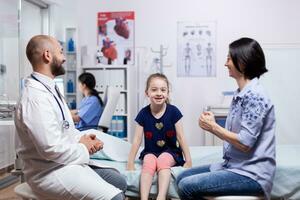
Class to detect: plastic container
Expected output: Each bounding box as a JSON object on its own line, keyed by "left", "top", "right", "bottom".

{"left": 68, "top": 38, "right": 75, "bottom": 52}
{"left": 67, "top": 79, "right": 74, "bottom": 93}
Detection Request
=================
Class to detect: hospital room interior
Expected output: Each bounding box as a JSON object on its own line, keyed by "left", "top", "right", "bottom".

{"left": 0, "top": 0, "right": 300, "bottom": 199}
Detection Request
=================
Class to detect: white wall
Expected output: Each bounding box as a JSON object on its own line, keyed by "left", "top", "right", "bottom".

{"left": 261, "top": 47, "right": 300, "bottom": 145}
{"left": 74, "top": 0, "right": 300, "bottom": 145}
{"left": 20, "top": 0, "right": 43, "bottom": 80}
{"left": 50, "top": 0, "right": 78, "bottom": 42}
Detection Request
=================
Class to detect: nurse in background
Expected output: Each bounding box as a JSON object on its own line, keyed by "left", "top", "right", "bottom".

{"left": 71, "top": 72, "right": 104, "bottom": 131}
{"left": 177, "top": 38, "right": 276, "bottom": 200}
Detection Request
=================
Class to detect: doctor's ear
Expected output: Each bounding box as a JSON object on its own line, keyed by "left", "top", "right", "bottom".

{"left": 42, "top": 50, "right": 52, "bottom": 64}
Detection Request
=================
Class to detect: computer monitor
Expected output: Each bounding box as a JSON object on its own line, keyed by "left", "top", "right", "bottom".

{"left": 54, "top": 78, "right": 65, "bottom": 96}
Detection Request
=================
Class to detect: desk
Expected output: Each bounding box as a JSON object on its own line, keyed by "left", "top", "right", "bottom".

{"left": 0, "top": 119, "right": 14, "bottom": 126}
{"left": 0, "top": 119, "right": 15, "bottom": 169}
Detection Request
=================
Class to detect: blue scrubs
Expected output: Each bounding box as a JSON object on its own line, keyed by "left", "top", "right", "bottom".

{"left": 76, "top": 96, "right": 103, "bottom": 131}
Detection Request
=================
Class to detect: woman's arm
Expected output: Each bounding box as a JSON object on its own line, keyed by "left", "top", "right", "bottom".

{"left": 175, "top": 119, "right": 192, "bottom": 168}
{"left": 127, "top": 124, "right": 143, "bottom": 170}
{"left": 70, "top": 109, "right": 80, "bottom": 122}
{"left": 199, "top": 112, "right": 250, "bottom": 153}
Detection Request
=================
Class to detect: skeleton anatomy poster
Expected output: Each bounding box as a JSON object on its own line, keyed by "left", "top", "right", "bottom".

{"left": 97, "top": 11, "right": 134, "bottom": 65}
{"left": 177, "top": 21, "right": 216, "bottom": 77}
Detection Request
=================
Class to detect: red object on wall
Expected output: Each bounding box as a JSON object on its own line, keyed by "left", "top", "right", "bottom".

{"left": 114, "top": 17, "right": 129, "bottom": 39}
{"left": 97, "top": 11, "right": 134, "bottom": 65}
{"left": 101, "top": 37, "right": 117, "bottom": 61}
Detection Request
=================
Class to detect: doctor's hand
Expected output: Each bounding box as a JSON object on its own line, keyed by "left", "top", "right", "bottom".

{"left": 79, "top": 134, "right": 104, "bottom": 155}
{"left": 88, "top": 134, "right": 97, "bottom": 140}
{"left": 88, "top": 134, "right": 104, "bottom": 151}
{"left": 199, "top": 111, "right": 217, "bottom": 133}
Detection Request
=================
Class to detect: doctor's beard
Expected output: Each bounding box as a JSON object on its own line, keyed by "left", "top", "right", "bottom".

{"left": 51, "top": 56, "right": 65, "bottom": 76}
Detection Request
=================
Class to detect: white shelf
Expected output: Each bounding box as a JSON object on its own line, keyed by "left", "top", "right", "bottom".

{"left": 83, "top": 64, "right": 128, "bottom": 70}
{"left": 63, "top": 27, "right": 79, "bottom": 109}
{"left": 66, "top": 51, "right": 76, "bottom": 54}
{"left": 98, "top": 90, "right": 127, "bottom": 93}
{"left": 83, "top": 65, "right": 130, "bottom": 139}
{"left": 113, "top": 113, "right": 127, "bottom": 117}
{"left": 66, "top": 93, "right": 76, "bottom": 96}
{"left": 66, "top": 69, "right": 76, "bottom": 72}
{"left": 0, "top": 119, "right": 14, "bottom": 126}
{"left": 205, "top": 106, "right": 229, "bottom": 117}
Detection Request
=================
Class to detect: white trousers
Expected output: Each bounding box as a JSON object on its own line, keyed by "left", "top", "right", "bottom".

{"left": 29, "top": 164, "right": 122, "bottom": 200}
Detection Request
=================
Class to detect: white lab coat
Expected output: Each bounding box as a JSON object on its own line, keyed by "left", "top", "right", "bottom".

{"left": 14, "top": 72, "right": 121, "bottom": 200}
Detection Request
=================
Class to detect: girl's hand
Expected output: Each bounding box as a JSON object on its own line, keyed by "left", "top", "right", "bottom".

{"left": 183, "top": 160, "right": 192, "bottom": 168}
{"left": 126, "top": 163, "right": 136, "bottom": 171}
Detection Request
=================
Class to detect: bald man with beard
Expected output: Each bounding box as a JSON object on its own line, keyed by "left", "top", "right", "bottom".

{"left": 15, "top": 35, "right": 126, "bottom": 200}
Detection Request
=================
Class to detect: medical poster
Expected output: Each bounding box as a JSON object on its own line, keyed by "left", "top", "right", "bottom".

{"left": 97, "top": 11, "right": 134, "bottom": 65}
{"left": 177, "top": 21, "right": 216, "bottom": 77}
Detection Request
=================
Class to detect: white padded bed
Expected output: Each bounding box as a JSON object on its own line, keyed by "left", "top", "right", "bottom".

{"left": 83, "top": 130, "right": 300, "bottom": 199}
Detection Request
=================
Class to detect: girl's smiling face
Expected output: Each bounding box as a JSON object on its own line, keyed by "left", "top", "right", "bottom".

{"left": 146, "top": 77, "right": 169, "bottom": 106}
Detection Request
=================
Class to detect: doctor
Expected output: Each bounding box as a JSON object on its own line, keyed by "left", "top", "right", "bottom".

{"left": 14, "top": 35, "right": 126, "bottom": 200}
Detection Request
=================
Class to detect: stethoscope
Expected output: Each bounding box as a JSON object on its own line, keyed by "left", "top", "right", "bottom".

{"left": 31, "top": 74, "right": 70, "bottom": 129}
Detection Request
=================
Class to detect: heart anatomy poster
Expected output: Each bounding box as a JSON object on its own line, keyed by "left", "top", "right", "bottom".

{"left": 97, "top": 11, "right": 134, "bottom": 65}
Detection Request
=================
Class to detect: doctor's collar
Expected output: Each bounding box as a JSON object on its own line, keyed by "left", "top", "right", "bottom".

{"left": 32, "top": 72, "right": 56, "bottom": 90}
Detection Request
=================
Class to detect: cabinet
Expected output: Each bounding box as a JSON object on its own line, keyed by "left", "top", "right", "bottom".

{"left": 63, "top": 27, "right": 79, "bottom": 109}
{"left": 0, "top": 121, "right": 15, "bottom": 169}
{"left": 83, "top": 64, "right": 129, "bottom": 140}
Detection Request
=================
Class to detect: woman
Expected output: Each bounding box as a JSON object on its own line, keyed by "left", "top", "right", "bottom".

{"left": 176, "top": 38, "right": 276, "bottom": 200}
{"left": 71, "top": 72, "right": 104, "bottom": 131}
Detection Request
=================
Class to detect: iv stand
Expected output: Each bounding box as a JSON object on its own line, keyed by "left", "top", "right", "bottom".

{"left": 151, "top": 45, "right": 168, "bottom": 73}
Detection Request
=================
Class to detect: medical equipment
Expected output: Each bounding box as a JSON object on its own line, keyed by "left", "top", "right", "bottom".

{"left": 0, "top": 94, "right": 15, "bottom": 119}
{"left": 31, "top": 75, "right": 70, "bottom": 129}
{"left": 151, "top": 44, "right": 168, "bottom": 73}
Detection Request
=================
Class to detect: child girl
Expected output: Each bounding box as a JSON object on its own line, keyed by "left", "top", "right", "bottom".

{"left": 127, "top": 73, "right": 192, "bottom": 200}
{"left": 71, "top": 72, "right": 104, "bottom": 131}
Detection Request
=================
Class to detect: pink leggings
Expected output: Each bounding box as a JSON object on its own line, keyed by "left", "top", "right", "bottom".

{"left": 142, "top": 152, "right": 176, "bottom": 176}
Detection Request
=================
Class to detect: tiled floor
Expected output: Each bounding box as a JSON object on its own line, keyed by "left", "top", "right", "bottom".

{"left": 0, "top": 172, "right": 21, "bottom": 200}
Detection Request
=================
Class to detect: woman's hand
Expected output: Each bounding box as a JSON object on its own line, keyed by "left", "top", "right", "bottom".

{"left": 183, "top": 160, "right": 192, "bottom": 168}
{"left": 199, "top": 111, "right": 217, "bottom": 133}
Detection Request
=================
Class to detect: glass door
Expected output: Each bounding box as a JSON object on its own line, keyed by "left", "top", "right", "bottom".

{"left": 19, "top": 0, "right": 49, "bottom": 82}
{"left": 0, "top": 0, "right": 20, "bottom": 104}
{"left": 0, "top": 0, "right": 49, "bottom": 104}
